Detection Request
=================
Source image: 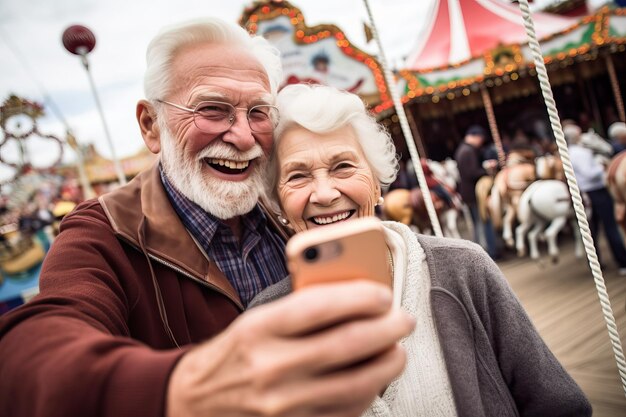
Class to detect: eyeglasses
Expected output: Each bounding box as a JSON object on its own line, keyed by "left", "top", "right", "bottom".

{"left": 156, "top": 99, "right": 279, "bottom": 134}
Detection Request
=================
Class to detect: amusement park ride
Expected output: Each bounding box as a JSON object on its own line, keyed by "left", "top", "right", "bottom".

{"left": 0, "top": 94, "right": 155, "bottom": 311}
{"left": 1, "top": 0, "right": 626, "bottom": 400}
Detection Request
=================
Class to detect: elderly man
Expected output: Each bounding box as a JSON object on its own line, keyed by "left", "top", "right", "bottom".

{"left": 565, "top": 123, "right": 626, "bottom": 275}
{"left": 0, "top": 18, "right": 413, "bottom": 417}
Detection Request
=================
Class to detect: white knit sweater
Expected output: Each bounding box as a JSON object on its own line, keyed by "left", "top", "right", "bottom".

{"left": 361, "top": 222, "right": 458, "bottom": 417}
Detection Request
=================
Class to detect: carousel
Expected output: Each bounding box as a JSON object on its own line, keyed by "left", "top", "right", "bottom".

{"left": 240, "top": 1, "right": 626, "bottom": 412}
{"left": 0, "top": 95, "right": 67, "bottom": 309}
{"left": 0, "top": 93, "right": 155, "bottom": 310}
{"left": 391, "top": 1, "right": 626, "bottom": 162}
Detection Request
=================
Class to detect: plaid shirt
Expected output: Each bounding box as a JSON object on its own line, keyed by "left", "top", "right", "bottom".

{"left": 160, "top": 166, "right": 288, "bottom": 306}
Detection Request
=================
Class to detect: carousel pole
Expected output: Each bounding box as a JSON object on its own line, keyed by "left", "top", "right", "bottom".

{"left": 405, "top": 108, "right": 428, "bottom": 159}
{"left": 62, "top": 25, "right": 127, "bottom": 186}
{"left": 606, "top": 54, "right": 626, "bottom": 123}
{"left": 517, "top": 0, "right": 626, "bottom": 396}
{"left": 480, "top": 84, "right": 506, "bottom": 168}
{"left": 362, "top": 0, "right": 443, "bottom": 238}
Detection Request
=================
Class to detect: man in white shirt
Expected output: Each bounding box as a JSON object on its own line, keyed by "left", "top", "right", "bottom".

{"left": 565, "top": 123, "right": 626, "bottom": 275}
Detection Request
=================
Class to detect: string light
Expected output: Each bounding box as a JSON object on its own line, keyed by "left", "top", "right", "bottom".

{"left": 241, "top": 2, "right": 623, "bottom": 108}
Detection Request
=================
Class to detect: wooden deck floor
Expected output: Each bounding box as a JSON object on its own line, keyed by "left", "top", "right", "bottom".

{"left": 496, "top": 238, "right": 626, "bottom": 416}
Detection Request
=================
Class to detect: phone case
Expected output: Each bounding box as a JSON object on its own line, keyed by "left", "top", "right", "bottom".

{"left": 286, "top": 217, "right": 390, "bottom": 290}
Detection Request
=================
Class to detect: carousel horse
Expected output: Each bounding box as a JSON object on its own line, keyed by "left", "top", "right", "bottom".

{"left": 607, "top": 150, "right": 626, "bottom": 233}
{"left": 382, "top": 187, "right": 462, "bottom": 238}
{"left": 535, "top": 153, "right": 565, "bottom": 181}
{"left": 515, "top": 179, "right": 583, "bottom": 263}
{"left": 382, "top": 160, "right": 464, "bottom": 238}
{"left": 580, "top": 129, "right": 614, "bottom": 163}
{"left": 487, "top": 148, "right": 537, "bottom": 247}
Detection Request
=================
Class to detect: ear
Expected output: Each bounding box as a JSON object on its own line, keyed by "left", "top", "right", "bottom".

{"left": 137, "top": 100, "right": 161, "bottom": 154}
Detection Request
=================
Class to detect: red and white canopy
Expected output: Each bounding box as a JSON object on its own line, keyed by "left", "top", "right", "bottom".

{"left": 405, "top": 0, "right": 578, "bottom": 70}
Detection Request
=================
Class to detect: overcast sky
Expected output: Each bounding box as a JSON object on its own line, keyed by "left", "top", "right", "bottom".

{"left": 0, "top": 0, "right": 598, "bottom": 181}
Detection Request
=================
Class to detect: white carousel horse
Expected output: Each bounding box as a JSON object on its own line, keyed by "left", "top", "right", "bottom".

{"left": 487, "top": 149, "right": 537, "bottom": 247}
{"left": 580, "top": 129, "right": 613, "bottom": 164}
{"left": 515, "top": 180, "right": 583, "bottom": 263}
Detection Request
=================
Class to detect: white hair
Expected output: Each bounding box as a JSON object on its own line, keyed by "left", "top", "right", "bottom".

{"left": 608, "top": 122, "right": 626, "bottom": 140}
{"left": 144, "top": 17, "right": 282, "bottom": 101}
{"left": 563, "top": 123, "right": 582, "bottom": 144}
{"left": 267, "top": 84, "right": 398, "bottom": 198}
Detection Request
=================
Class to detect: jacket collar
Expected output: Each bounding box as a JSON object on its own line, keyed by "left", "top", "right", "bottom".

{"left": 99, "top": 163, "right": 290, "bottom": 307}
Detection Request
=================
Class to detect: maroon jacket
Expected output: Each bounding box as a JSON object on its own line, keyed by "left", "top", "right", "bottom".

{"left": 0, "top": 164, "right": 288, "bottom": 417}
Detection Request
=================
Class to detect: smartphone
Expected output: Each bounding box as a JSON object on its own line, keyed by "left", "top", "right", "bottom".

{"left": 286, "top": 217, "right": 391, "bottom": 290}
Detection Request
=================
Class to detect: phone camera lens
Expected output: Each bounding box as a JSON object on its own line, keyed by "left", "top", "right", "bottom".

{"left": 304, "top": 247, "right": 319, "bottom": 262}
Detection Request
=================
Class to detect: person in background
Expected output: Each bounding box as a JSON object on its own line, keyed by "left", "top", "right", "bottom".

{"left": 254, "top": 83, "right": 591, "bottom": 417}
{"left": 0, "top": 18, "right": 413, "bottom": 417}
{"left": 565, "top": 123, "right": 626, "bottom": 275}
{"left": 420, "top": 158, "right": 457, "bottom": 209}
{"left": 608, "top": 122, "right": 626, "bottom": 155}
{"left": 454, "top": 125, "right": 499, "bottom": 259}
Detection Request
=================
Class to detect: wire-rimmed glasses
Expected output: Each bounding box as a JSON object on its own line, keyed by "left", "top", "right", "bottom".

{"left": 157, "top": 99, "right": 279, "bottom": 134}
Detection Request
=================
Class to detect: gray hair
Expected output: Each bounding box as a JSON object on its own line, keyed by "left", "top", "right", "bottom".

{"left": 267, "top": 84, "right": 398, "bottom": 201}
{"left": 563, "top": 123, "right": 582, "bottom": 144}
{"left": 608, "top": 122, "right": 626, "bottom": 140}
{"left": 144, "top": 17, "right": 282, "bottom": 101}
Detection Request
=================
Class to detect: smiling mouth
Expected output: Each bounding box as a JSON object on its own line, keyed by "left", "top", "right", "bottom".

{"left": 204, "top": 158, "right": 252, "bottom": 174}
{"left": 309, "top": 210, "right": 355, "bottom": 225}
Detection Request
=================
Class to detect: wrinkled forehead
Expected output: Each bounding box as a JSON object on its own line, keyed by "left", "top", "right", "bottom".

{"left": 170, "top": 42, "right": 271, "bottom": 92}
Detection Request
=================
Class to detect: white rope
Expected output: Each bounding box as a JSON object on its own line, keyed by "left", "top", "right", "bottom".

{"left": 517, "top": 0, "right": 626, "bottom": 396}
{"left": 362, "top": 0, "right": 443, "bottom": 238}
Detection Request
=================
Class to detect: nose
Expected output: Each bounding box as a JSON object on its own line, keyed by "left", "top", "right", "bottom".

{"left": 222, "top": 109, "right": 255, "bottom": 151}
{"left": 310, "top": 177, "right": 341, "bottom": 206}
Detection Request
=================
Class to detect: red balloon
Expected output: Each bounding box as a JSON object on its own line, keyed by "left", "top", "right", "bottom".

{"left": 62, "top": 25, "right": 96, "bottom": 55}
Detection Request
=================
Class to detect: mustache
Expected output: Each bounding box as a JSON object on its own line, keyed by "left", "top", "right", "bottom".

{"left": 197, "top": 142, "right": 264, "bottom": 162}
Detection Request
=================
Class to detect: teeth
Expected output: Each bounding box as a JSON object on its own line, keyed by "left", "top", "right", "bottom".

{"left": 313, "top": 211, "right": 351, "bottom": 225}
{"left": 208, "top": 159, "right": 249, "bottom": 170}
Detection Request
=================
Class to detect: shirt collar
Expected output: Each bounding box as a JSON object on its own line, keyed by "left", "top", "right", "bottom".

{"left": 159, "top": 164, "right": 267, "bottom": 244}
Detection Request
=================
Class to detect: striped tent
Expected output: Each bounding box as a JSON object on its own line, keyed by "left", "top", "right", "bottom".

{"left": 405, "top": 0, "right": 578, "bottom": 71}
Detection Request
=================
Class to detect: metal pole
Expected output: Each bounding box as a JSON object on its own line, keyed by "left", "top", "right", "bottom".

{"left": 480, "top": 84, "right": 506, "bottom": 168}
{"left": 405, "top": 108, "right": 428, "bottom": 159}
{"left": 79, "top": 54, "right": 127, "bottom": 185}
{"left": 606, "top": 54, "right": 626, "bottom": 123}
{"left": 363, "top": 0, "right": 443, "bottom": 237}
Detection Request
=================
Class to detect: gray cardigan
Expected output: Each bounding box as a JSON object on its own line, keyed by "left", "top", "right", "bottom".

{"left": 249, "top": 234, "right": 591, "bottom": 417}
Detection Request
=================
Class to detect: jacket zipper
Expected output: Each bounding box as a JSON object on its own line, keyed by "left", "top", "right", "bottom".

{"left": 146, "top": 252, "right": 244, "bottom": 311}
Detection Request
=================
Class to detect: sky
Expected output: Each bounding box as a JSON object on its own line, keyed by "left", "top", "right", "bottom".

{"left": 0, "top": 0, "right": 600, "bottom": 182}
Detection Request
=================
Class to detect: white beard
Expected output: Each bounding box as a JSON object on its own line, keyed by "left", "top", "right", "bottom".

{"left": 158, "top": 119, "right": 267, "bottom": 220}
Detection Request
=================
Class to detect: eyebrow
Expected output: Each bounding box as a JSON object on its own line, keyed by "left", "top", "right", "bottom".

{"left": 330, "top": 150, "right": 359, "bottom": 163}
{"left": 282, "top": 160, "right": 311, "bottom": 174}
{"left": 281, "top": 150, "right": 360, "bottom": 175}
{"left": 193, "top": 92, "right": 273, "bottom": 107}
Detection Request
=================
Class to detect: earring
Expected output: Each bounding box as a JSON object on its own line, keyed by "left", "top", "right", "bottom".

{"left": 376, "top": 196, "right": 384, "bottom": 206}
{"left": 278, "top": 215, "right": 290, "bottom": 226}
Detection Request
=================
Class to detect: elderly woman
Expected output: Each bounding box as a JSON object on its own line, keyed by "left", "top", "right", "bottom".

{"left": 252, "top": 84, "right": 591, "bottom": 416}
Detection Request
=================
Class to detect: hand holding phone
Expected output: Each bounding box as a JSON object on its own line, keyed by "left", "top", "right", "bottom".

{"left": 286, "top": 217, "right": 391, "bottom": 290}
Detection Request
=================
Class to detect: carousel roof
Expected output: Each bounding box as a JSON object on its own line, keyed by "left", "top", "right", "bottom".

{"left": 405, "top": 0, "right": 579, "bottom": 71}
